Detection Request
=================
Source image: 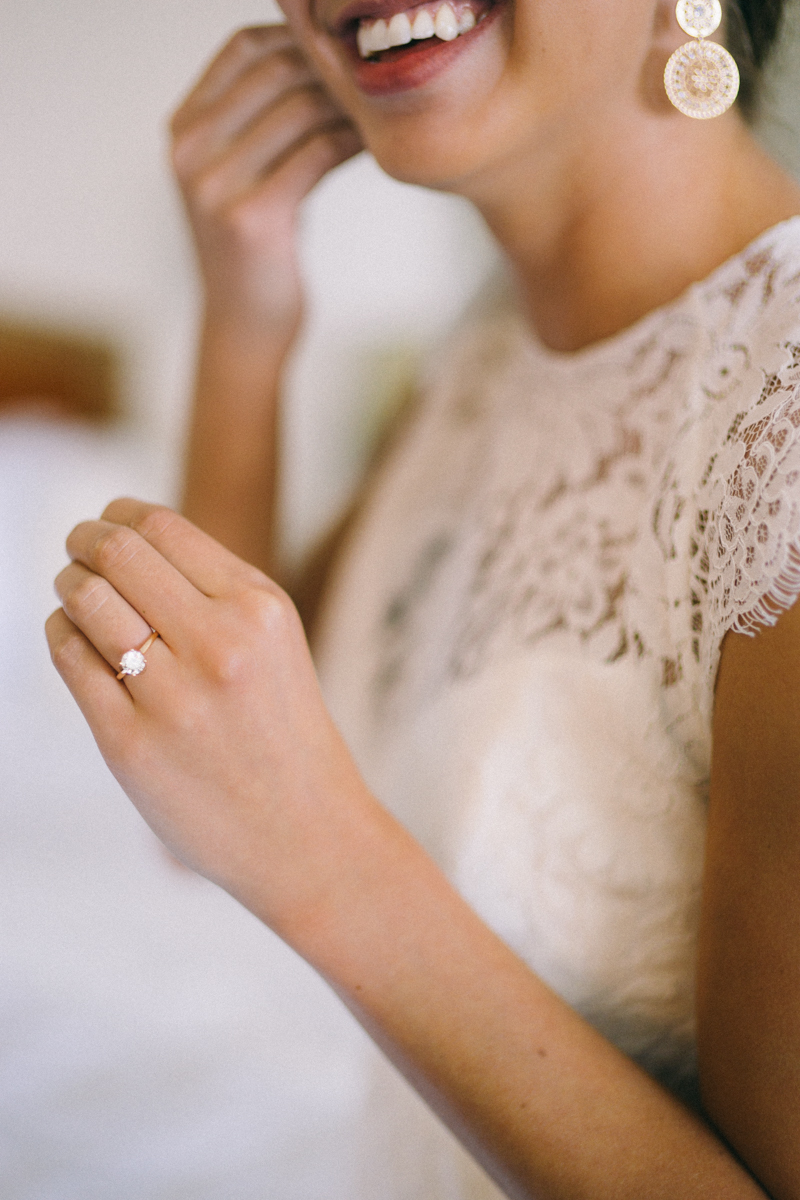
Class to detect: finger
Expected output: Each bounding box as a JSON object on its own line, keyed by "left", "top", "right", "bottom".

{"left": 99, "top": 499, "right": 268, "bottom": 597}
{"left": 172, "top": 26, "right": 300, "bottom": 134}
{"left": 242, "top": 121, "right": 363, "bottom": 212}
{"left": 190, "top": 86, "right": 343, "bottom": 212}
{"left": 65, "top": 517, "right": 210, "bottom": 648}
{"left": 54, "top": 560, "right": 163, "bottom": 677}
{"left": 172, "top": 48, "right": 317, "bottom": 181}
{"left": 46, "top": 608, "right": 135, "bottom": 735}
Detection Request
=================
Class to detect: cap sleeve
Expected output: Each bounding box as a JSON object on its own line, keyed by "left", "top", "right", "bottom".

{"left": 691, "top": 345, "right": 800, "bottom": 681}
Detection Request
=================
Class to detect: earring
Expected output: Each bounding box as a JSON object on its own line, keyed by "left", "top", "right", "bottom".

{"left": 664, "top": 0, "right": 740, "bottom": 119}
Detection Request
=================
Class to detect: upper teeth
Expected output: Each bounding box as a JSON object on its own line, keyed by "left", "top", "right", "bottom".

{"left": 357, "top": 3, "right": 477, "bottom": 57}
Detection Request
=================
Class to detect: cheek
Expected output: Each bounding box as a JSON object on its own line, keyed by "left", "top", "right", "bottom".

{"left": 509, "top": 0, "right": 655, "bottom": 105}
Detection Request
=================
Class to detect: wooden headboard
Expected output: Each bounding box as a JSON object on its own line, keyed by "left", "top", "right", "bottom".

{"left": 0, "top": 320, "right": 119, "bottom": 420}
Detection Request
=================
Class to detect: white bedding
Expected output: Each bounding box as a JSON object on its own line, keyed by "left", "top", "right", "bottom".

{"left": 0, "top": 416, "right": 365, "bottom": 1199}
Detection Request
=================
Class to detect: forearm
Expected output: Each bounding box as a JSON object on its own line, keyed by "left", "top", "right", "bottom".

{"left": 277, "top": 796, "right": 766, "bottom": 1200}
{"left": 181, "top": 314, "right": 290, "bottom": 581}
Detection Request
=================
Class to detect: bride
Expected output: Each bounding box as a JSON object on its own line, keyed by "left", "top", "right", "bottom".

{"left": 47, "top": 1, "right": 800, "bottom": 1195}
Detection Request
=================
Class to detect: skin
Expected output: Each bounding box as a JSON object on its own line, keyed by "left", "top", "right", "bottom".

{"left": 46, "top": 0, "right": 800, "bottom": 1195}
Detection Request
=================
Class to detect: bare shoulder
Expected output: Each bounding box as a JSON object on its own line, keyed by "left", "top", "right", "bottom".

{"left": 698, "top": 599, "right": 800, "bottom": 1198}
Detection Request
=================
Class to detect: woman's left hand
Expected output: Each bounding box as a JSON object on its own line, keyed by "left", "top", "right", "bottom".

{"left": 45, "top": 497, "right": 372, "bottom": 935}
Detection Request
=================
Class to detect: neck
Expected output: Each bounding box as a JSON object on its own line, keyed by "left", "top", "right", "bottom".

{"left": 460, "top": 109, "right": 800, "bottom": 353}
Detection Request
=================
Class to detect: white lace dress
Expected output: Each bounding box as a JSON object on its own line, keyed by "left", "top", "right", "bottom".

{"left": 314, "top": 217, "right": 800, "bottom": 1199}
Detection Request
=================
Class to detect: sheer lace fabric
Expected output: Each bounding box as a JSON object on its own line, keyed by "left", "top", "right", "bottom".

{"left": 314, "top": 218, "right": 800, "bottom": 1198}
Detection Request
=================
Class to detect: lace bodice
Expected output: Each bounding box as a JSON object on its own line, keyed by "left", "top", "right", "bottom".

{"left": 314, "top": 218, "right": 800, "bottom": 1199}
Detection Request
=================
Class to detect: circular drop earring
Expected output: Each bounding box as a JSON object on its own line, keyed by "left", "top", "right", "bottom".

{"left": 664, "top": 0, "right": 740, "bottom": 118}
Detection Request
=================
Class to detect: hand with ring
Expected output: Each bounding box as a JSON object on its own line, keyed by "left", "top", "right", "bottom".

{"left": 46, "top": 497, "right": 376, "bottom": 938}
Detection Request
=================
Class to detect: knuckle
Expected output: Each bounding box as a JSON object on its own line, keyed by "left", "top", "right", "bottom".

{"left": 304, "top": 126, "right": 345, "bottom": 164}
{"left": 131, "top": 504, "right": 179, "bottom": 543}
{"left": 230, "top": 25, "right": 263, "bottom": 53}
{"left": 170, "top": 133, "right": 193, "bottom": 181}
{"left": 225, "top": 25, "right": 281, "bottom": 71}
{"left": 222, "top": 193, "right": 283, "bottom": 244}
{"left": 171, "top": 128, "right": 207, "bottom": 185}
{"left": 255, "top": 46, "right": 306, "bottom": 90}
{"left": 99, "top": 497, "right": 122, "bottom": 522}
{"left": 93, "top": 525, "right": 140, "bottom": 573}
{"left": 234, "top": 24, "right": 290, "bottom": 54}
{"left": 204, "top": 588, "right": 295, "bottom": 686}
{"left": 272, "top": 45, "right": 304, "bottom": 72}
{"left": 100, "top": 496, "right": 140, "bottom": 523}
{"left": 204, "top": 636, "right": 253, "bottom": 688}
{"left": 285, "top": 85, "right": 329, "bottom": 124}
{"left": 247, "top": 583, "right": 294, "bottom": 633}
{"left": 168, "top": 106, "right": 190, "bottom": 145}
{"left": 50, "top": 631, "right": 86, "bottom": 674}
{"left": 68, "top": 574, "right": 111, "bottom": 621}
{"left": 191, "top": 167, "right": 226, "bottom": 216}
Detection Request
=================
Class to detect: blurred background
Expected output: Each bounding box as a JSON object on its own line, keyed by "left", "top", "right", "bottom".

{"left": 0, "top": 2, "right": 798, "bottom": 1197}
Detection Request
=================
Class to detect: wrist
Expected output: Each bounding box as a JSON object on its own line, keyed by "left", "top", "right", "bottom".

{"left": 200, "top": 304, "right": 300, "bottom": 361}
{"left": 262, "top": 778, "right": 449, "bottom": 990}
{"left": 225, "top": 754, "right": 415, "bottom": 973}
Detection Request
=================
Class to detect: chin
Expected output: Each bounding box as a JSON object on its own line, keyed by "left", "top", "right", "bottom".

{"left": 356, "top": 87, "right": 537, "bottom": 195}
{"left": 306, "top": 0, "right": 514, "bottom": 189}
{"left": 355, "top": 76, "right": 522, "bottom": 192}
{"left": 360, "top": 121, "right": 486, "bottom": 189}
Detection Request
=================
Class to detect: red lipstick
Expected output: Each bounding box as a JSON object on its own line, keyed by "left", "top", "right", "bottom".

{"left": 333, "top": 0, "right": 499, "bottom": 96}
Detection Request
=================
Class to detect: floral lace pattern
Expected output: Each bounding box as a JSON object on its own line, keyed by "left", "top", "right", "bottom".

{"left": 364, "top": 320, "right": 689, "bottom": 711}
{"left": 356, "top": 226, "right": 800, "bottom": 731}
{"left": 314, "top": 221, "right": 800, "bottom": 1195}
{"left": 696, "top": 345, "right": 800, "bottom": 643}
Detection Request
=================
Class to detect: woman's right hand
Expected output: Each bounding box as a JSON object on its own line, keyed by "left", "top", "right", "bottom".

{"left": 170, "top": 25, "right": 362, "bottom": 344}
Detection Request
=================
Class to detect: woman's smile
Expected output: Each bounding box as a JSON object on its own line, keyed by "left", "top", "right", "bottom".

{"left": 331, "top": 0, "right": 501, "bottom": 95}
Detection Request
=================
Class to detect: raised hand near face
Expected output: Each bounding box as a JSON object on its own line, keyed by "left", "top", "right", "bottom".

{"left": 171, "top": 25, "right": 363, "bottom": 342}
{"left": 173, "top": 27, "right": 363, "bottom": 579}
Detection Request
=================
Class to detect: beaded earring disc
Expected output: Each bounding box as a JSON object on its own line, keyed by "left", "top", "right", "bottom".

{"left": 665, "top": 0, "right": 740, "bottom": 118}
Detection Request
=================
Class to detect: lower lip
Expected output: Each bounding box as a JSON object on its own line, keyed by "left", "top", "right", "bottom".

{"left": 347, "top": 5, "right": 499, "bottom": 96}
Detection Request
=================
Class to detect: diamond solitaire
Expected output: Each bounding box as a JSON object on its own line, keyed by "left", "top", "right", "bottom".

{"left": 118, "top": 649, "right": 147, "bottom": 677}
{"left": 117, "top": 630, "right": 160, "bottom": 680}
